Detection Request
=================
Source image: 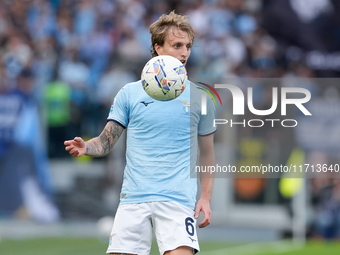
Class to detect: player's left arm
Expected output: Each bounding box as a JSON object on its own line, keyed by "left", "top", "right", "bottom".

{"left": 195, "top": 133, "right": 215, "bottom": 228}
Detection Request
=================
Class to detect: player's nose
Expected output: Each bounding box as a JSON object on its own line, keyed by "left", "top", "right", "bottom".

{"left": 181, "top": 47, "right": 189, "bottom": 58}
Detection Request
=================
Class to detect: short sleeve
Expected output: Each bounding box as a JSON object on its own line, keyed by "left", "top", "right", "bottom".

{"left": 107, "top": 87, "right": 129, "bottom": 128}
{"left": 198, "top": 95, "right": 216, "bottom": 136}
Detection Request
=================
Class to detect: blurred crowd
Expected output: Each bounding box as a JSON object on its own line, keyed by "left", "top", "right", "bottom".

{"left": 1, "top": 0, "right": 339, "bottom": 148}
{"left": 1, "top": 0, "right": 340, "bottom": 236}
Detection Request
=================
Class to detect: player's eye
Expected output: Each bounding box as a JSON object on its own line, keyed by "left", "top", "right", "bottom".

{"left": 186, "top": 44, "right": 192, "bottom": 49}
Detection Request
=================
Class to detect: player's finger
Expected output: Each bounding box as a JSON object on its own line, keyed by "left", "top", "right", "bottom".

{"left": 69, "top": 148, "right": 77, "bottom": 154}
{"left": 194, "top": 208, "right": 200, "bottom": 219}
{"left": 72, "top": 151, "right": 79, "bottom": 157}
{"left": 74, "top": 137, "right": 82, "bottom": 142}
{"left": 199, "top": 217, "right": 210, "bottom": 228}
{"left": 65, "top": 146, "right": 73, "bottom": 151}
{"left": 64, "top": 140, "right": 71, "bottom": 145}
{"left": 199, "top": 207, "right": 212, "bottom": 228}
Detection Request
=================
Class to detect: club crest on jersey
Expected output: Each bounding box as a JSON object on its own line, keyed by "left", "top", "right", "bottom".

{"left": 178, "top": 99, "right": 196, "bottom": 113}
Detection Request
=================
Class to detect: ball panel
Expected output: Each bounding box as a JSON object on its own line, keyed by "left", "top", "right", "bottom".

{"left": 141, "top": 55, "right": 187, "bottom": 101}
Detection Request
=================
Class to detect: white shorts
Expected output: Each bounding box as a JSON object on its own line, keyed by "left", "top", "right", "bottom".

{"left": 106, "top": 201, "right": 200, "bottom": 255}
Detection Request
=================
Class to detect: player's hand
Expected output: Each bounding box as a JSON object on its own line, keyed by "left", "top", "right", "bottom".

{"left": 194, "top": 197, "right": 211, "bottom": 228}
{"left": 64, "top": 137, "right": 86, "bottom": 157}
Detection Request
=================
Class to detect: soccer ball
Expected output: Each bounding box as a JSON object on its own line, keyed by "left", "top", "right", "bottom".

{"left": 141, "top": 55, "right": 187, "bottom": 101}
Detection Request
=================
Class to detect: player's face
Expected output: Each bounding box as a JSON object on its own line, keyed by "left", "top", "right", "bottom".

{"left": 155, "top": 27, "right": 192, "bottom": 66}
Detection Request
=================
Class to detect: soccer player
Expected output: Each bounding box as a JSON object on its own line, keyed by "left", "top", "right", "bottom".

{"left": 64, "top": 11, "right": 216, "bottom": 255}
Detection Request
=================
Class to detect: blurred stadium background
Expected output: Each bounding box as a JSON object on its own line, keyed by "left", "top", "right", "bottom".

{"left": 1, "top": 0, "right": 340, "bottom": 254}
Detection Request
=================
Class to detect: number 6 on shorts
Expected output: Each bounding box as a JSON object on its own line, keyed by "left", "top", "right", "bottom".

{"left": 185, "top": 217, "right": 195, "bottom": 236}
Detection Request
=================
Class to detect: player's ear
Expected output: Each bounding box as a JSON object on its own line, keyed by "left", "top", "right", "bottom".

{"left": 154, "top": 43, "right": 162, "bottom": 55}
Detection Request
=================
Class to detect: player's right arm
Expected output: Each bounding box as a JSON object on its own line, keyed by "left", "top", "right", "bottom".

{"left": 64, "top": 121, "right": 124, "bottom": 157}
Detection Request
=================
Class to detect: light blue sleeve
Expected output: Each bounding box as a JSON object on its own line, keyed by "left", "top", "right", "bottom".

{"left": 107, "top": 87, "right": 129, "bottom": 128}
{"left": 198, "top": 95, "right": 216, "bottom": 135}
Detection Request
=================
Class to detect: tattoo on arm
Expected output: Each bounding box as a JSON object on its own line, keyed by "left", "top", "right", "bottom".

{"left": 85, "top": 121, "right": 124, "bottom": 157}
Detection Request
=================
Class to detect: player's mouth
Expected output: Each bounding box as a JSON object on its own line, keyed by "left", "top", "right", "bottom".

{"left": 180, "top": 60, "right": 186, "bottom": 65}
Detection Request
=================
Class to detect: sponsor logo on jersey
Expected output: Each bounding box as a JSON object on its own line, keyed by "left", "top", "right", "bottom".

{"left": 140, "top": 101, "right": 154, "bottom": 106}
